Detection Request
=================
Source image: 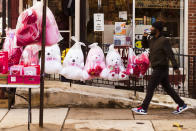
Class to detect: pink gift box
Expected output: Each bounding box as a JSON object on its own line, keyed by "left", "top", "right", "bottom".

{"left": 24, "top": 75, "right": 40, "bottom": 85}
{"left": 24, "top": 66, "right": 37, "bottom": 76}
{"left": 8, "top": 75, "right": 24, "bottom": 84}
{"left": 0, "top": 51, "right": 8, "bottom": 74}
{"left": 10, "top": 65, "right": 24, "bottom": 75}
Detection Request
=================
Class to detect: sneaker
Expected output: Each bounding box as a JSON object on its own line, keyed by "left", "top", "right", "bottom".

{"left": 173, "top": 104, "right": 188, "bottom": 114}
{"left": 132, "top": 107, "right": 147, "bottom": 115}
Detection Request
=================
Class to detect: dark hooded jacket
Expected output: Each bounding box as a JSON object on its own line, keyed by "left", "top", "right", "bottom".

{"left": 142, "top": 35, "right": 179, "bottom": 70}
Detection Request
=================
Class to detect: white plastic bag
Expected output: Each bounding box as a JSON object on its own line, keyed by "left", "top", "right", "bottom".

{"left": 40, "top": 44, "right": 62, "bottom": 74}
{"left": 60, "top": 36, "right": 87, "bottom": 81}
{"left": 20, "top": 44, "right": 41, "bottom": 66}
{"left": 101, "top": 44, "right": 128, "bottom": 81}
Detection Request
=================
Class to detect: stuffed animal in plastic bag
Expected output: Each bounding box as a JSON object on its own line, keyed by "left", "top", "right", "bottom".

{"left": 126, "top": 48, "right": 140, "bottom": 77}
{"left": 60, "top": 36, "right": 88, "bottom": 81}
{"left": 20, "top": 44, "right": 41, "bottom": 66}
{"left": 16, "top": 3, "right": 42, "bottom": 46}
{"left": 45, "top": 5, "right": 63, "bottom": 45}
{"left": 3, "top": 29, "right": 23, "bottom": 68}
{"left": 126, "top": 49, "right": 149, "bottom": 78}
{"left": 40, "top": 44, "right": 62, "bottom": 74}
{"left": 135, "top": 51, "right": 150, "bottom": 77}
{"left": 16, "top": 2, "right": 62, "bottom": 46}
{"left": 101, "top": 44, "right": 128, "bottom": 81}
{"left": 84, "top": 43, "right": 105, "bottom": 79}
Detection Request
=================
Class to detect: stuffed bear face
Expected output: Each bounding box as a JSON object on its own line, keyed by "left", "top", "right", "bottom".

{"left": 87, "top": 48, "right": 104, "bottom": 64}
{"left": 64, "top": 48, "right": 84, "bottom": 67}
{"left": 45, "top": 44, "right": 60, "bottom": 59}
{"left": 107, "top": 51, "right": 122, "bottom": 67}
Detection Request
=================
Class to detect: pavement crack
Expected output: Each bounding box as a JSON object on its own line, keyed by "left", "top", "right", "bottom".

{"left": 0, "top": 109, "right": 10, "bottom": 123}
{"left": 150, "top": 120, "right": 156, "bottom": 131}
{"left": 60, "top": 108, "right": 70, "bottom": 131}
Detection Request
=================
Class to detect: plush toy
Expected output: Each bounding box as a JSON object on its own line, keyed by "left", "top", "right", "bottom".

{"left": 3, "top": 29, "right": 23, "bottom": 68}
{"left": 20, "top": 44, "right": 41, "bottom": 66}
{"left": 84, "top": 43, "right": 105, "bottom": 79}
{"left": 60, "top": 36, "right": 88, "bottom": 81}
{"left": 101, "top": 44, "right": 128, "bottom": 81}
{"left": 16, "top": 2, "right": 62, "bottom": 46}
{"left": 135, "top": 51, "right": 150, "bottom": 77}
{"left": 16, "top": 3, "right": 42, "bottom": 46}
{"left": 126, "top": 48, "right": 139, "bottom": 77}
{"left": 126, "top": 48, "right": 149, "bottom": 77}
{"left": 40, "top": 44, "right": 62, "bottom": 74}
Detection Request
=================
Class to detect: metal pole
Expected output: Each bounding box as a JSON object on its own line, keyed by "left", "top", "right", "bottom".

{"left": 132, "top": 0, "right": 135, "bottom": 48}
{"left": 39, "top": 0, "right": 47, "bottom": 127}
{"left": 8, "top": 0, "right": 11, "bottom": 28}
{"left": 1, "top": 0, "right": 6, "bottom": 46}
{"left": 75, "top": 0, "right": 80, "bottom": 40}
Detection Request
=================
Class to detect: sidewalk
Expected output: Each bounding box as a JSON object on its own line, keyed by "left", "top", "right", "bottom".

{"left": 0, "top": 108, "right": 196, "bottom": 131}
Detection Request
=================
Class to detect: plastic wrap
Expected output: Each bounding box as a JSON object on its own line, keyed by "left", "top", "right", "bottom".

{"left": 100, "top": 44, "right": 128, "bottom": 81}
{"left": 135, "top": 51, "right": 150, "bottom": 77}
{"left": 126, "top": 49, "right": 149, "bottom": 77}
{"left": 60, "top": 36, "right": 88, "bottom": 81}
{"left": 16, "top": 2, "right": 62, "bottom": 46}
{"left": 3, "top": 29, "right": 23, "bottom": 67}
{"left": 45, "top": 6, "right": 63, "bottom": 45}
{"left": 40, "top": 44, "right": 62, "bottom": 74}
{"left": 20, "top": 44, "right": 41, "bottom": 66}
{"left": 84, "top": 43, "right": 105, "bottom": 79}
{"left": 16, "top": 5, "right": 42, "bottom": 46}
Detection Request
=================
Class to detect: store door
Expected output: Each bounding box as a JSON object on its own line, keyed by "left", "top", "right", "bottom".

{"left": 48, "top": 0, "right": 75, "bottom": 51}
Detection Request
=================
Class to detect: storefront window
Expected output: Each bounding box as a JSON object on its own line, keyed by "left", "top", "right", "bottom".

{"left": 86, "top": 0, "right": 184, "bottom": 54}
{"left": 135, "top": 0, "right": 184, "bottom": 54}
{"left": 86, "top": 0, "right": 133, "bottom": 47}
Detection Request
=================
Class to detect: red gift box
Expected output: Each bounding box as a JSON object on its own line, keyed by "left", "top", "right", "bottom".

{"left": 24, "top": 75, "right": 40, "bottom": 85}
{"left": 0, "top": 51, "right": 8, "bottom": 74}
{"left": 8, "top": 75, "right": 24, "bottom": 84}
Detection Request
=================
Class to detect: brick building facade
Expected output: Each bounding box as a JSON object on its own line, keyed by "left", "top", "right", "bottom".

{"left": 188, "top": 0, "right": 196, "bottom": 98}
{"left": 189, "top": 0, "right": 196, "bottom": 56}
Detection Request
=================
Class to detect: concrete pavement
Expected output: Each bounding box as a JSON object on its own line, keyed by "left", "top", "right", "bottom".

{"left": 0, "top": 108, "right": 195, "bottom": 131}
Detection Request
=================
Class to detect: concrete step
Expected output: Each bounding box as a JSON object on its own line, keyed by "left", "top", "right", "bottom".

{"left": 14, "top": 81, "right": 196, "bottom": 109}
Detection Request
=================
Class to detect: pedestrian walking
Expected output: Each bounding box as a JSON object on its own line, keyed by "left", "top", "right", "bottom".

{"left": 132, "top": 21, "right": 188, "bottom": 115}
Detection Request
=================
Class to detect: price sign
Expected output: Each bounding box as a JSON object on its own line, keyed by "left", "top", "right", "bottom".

{"left": 94, "top": 13, "right": 104, "bottom": 31}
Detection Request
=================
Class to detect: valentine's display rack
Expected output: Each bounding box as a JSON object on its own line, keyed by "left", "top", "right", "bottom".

{"left": 0, "top": 51, "right": 40, "bottom": 131}
{"left": 0, "top": 1, "right": 151, "bottom": 130}
{"left": 0, "top": 0, "right": 50, "bottom": 130}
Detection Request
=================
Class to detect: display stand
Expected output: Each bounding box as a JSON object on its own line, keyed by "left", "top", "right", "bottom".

{"left": 0, "top": 84, "right": 39, "bottom": 131}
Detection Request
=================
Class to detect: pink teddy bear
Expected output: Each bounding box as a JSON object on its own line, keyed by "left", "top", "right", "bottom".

{"left": 84, "top": 43, "right": 106, "bottom": 80}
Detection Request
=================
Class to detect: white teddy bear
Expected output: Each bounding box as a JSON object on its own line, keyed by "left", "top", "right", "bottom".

{"left": 60, "top": 36, "right": 88, "bottom": 81}
{"left": 40, "top": 44, "right": 62, "bottom": 74}
{"left": 101, "top": 44, "right": 128, "bottom": 81}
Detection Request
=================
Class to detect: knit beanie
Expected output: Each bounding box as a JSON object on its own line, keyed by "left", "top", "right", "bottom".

{"left": 152, "top": 21, "right": 163, "bottom": 32}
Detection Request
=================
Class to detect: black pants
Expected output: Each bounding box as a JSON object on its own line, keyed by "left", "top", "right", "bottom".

{"left": 141, "top": 69, "right": 184, "bottom": 110}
